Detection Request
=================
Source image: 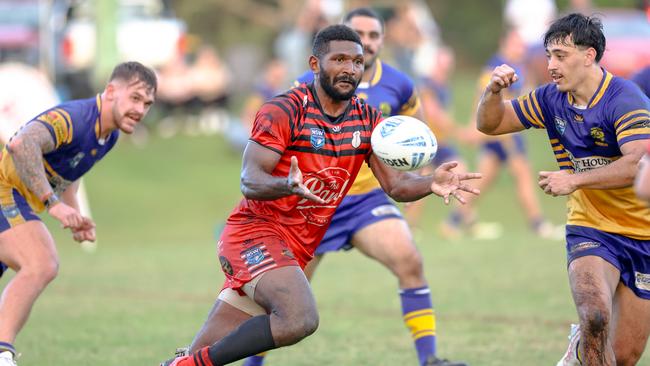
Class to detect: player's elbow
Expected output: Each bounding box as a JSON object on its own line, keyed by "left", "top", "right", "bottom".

{"left": 476, "top": 118, "right": 500, "bottom": 136}
{"left": 386, "top": 186, "right": 410, "bottom": 202}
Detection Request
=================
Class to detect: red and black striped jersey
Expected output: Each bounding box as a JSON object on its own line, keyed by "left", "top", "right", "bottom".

{"left": 227, "top": 82, "right": 382, "bottom": 265}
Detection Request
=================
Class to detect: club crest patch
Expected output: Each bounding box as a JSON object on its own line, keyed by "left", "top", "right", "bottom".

{"left": 310, "top": 128, "right": 325, "bottom": 150}
{"left": 554, "top": 117, "right": 567, "bottom": 135}
{"left": 243, "top": 246, "right": 265, "bottom": 266}
{"left": 351, "top": 131, "right": 361, "bottom": 148}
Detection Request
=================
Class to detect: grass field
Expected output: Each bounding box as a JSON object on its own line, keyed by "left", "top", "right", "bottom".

{"left": 3, "top": 77, "right": 649, "bottom": 365}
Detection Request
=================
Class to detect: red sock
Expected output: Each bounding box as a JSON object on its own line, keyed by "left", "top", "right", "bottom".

{"left": 173, "top": 348, "right": 213, "bottom": 366}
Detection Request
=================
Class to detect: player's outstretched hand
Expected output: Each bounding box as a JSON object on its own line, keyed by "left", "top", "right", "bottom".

{"left": 538, "top": 170, "right": 576, "bottom": 196}
{"left": 71, "top": 216, "right": 96, "bottom": 243}
{"left": 431, "top": 161, "right": 482, "bottom": 205}
{"left": 288, "top": 156, "right": 326, "bottom": 204}
{"left": 48, "top": 202, "right": 85, "bottom": 230}
{"left": 487, "top": 64, "right": 519, "bottom": 94}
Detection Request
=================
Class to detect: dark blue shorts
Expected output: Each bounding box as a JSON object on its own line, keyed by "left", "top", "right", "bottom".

{"left": 481, "top": 134, "right": 526, "bottom": 162}
{"left": 0, "top": 186, "right": 40, "bottom": 233}
{"left": 432, "top": 143, "right": 460, "bottom": 167}
{"left": 566, "top": 225, "right": 650, "bottom": 300}
{"left": 316, "top": 188, "right": 402, "bottom": 255}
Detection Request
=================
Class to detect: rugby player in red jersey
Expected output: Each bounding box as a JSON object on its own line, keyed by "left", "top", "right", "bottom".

{"left": 161, "top": 25, "right": 480, "bottom": 366}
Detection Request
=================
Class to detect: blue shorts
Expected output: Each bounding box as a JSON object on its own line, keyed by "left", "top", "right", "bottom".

{"left": 316, "top": 188, "right": 402, "bottom": 255}
{"left": 481, "top": 134, "right": 526, "bottom": 162}
{"left": 0, "top": 186, "right": 40, "bottom": 233}
{"left": 432, "top": 143, "right": 460, "bottom": 167}
{"left": 566, "top": 225, "right": 650, "bottom": 300}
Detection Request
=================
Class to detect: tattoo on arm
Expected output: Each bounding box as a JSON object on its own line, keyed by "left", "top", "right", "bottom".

{"left": 7, "top": 122, "right": 56, "bottom": 200}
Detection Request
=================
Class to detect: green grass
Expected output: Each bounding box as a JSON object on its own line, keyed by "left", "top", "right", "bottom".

{"left": 3, "top": 87, "right": 649, "bottom": 365}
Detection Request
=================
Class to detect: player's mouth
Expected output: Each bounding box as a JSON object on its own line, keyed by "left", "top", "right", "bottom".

{"left": 126, "top": 113, "right": 142, "bottom": 122}
{"left": 551, "top": 73, "right": 563, "bottom": 83}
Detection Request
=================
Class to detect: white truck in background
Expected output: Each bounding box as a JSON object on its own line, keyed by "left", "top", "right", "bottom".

{"left": 59, "top": 0, "right": 186, "bottom": 98}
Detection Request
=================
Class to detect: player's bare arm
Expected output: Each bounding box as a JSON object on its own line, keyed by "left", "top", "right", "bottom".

{"left": 7, "top": 122, "right": 56, "bottom": 202}
{"left": 241, "top": 141, "right": 325, "bottom": 203}
{"left": 539, "top": 139, "right": 648, "bottom": 196}
{"left": 476, "top": 64, "right": 526, "bottom": 135}
{"left": 635, "top": 153, "right": 650, "bottom": 201}
{"left": 62, "top": 180, "right": 96, "bottom": 242}
{"left": 370, "top": 155, "right": 481, "bottom": 204}
{"left": 7, "top": 122, "right": 85, "bottom": 229}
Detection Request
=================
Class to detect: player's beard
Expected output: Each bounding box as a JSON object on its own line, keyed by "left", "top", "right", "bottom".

{"left": 319, "top": 69, "right": 360, "bottom": 101}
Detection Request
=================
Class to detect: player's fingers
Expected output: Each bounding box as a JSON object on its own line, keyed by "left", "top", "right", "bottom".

{"left": 459, "top": 184, "right": 480, "bottom": 195}
{"left": 303, "top": 191, "right": 325, "bottom": 204}
{"left": 538, "top": 171, "right": 552, "bottom": 178}
{"left": 439, "top": 161, "right": 459, "bottom": 170}
{"left": 458, "top": 172, "right": 482, "bottom": 181}
{"left": 452, "top": 190, "right": 466, "bottom": 204}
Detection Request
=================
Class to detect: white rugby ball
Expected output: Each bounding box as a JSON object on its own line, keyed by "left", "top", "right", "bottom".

{"left": 371, "top": 115, "right": 438, "bottom": 171}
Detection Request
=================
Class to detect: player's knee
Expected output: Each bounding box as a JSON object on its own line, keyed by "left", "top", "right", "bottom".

{"left": 580, "top": 306, "right": 609, "bottom": 335}
{"left": 21, "top": 258, "right": 59, "bottom": 287}
{"left": 393, "top": 246, "right": 424, "bottom": 278}
{"left": 277, "top": 310, "right": 319, "bottom": 346}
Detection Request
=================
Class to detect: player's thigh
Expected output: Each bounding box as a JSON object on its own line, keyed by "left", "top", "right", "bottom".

{"left": 507, "top": 154, "right": 534, "bottom": 185}
{"left": 611, "top": 283, "right": 650, "bottom": 360}
{"left": 0, "top": 220, "right": 57, "bottom": 270}
{"left": 190, "top": 299, "right": 253, "bottom": 351}
{"left": 568, "top": 255, "right": 620, "bottom": 314}
{"left": 351, "top": 218, "right": 418, "bottom": 268}
{"left": 254, "top": 266, "right": 317, "bottom": 318}
{"left": 302, "top": 255, "right": 322, "bottom": 281}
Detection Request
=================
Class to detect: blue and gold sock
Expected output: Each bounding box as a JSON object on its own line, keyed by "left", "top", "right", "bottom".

{"left": 400, "top": 286, "right": 436, "bottom": 365}
{"left": 242, "top": 353, "right": 266, "bottom": 366}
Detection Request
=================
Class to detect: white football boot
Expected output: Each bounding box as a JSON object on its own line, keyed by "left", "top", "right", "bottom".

{"left": 556, "top": 323, "right": 581, "bottom": 366}
{"left": 0, "top": 351, "right": 16, "bottom": 366}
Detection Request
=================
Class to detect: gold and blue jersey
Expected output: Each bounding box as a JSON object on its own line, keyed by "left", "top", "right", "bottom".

{"left": 296, "top": 59, "right": 421, "bottom": 195}
{"left": 0, "top": 95, "right": 118, "bottom": 212}
{"left": 512, "top": 69, "right": 650, "bottom": 239}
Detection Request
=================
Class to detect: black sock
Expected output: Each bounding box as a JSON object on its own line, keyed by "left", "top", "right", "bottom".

{"left": 207, "top": 314, "right": 275, "bottom": 366}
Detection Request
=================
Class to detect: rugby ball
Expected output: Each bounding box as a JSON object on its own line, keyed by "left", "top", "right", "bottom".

{"left": 371, "top": 115, "right": 438, "bottom": 171}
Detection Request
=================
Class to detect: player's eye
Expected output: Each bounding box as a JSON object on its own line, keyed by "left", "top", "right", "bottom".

{"left": 336, "top": 56, "right": 344, "bottom": 63}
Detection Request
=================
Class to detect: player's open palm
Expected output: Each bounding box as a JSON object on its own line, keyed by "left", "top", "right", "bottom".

{"left": 431, "top": 161, "right": 482, "bottom": 205}
{"left": 488, "top": 64, "right": 519, "bottom": 94}
{"left": 288, "top": 156, "right": 326, "bottom": 204}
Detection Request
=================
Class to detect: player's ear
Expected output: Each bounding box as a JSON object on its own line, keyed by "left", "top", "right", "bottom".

{"left": 105, "top": 82, "right": 116, "bottom": 101}
{"left": 584, "top": 47, "right": 597, "bottom": 66}
{"left": 309, "top": 55, "right": 320, "bottom": 74}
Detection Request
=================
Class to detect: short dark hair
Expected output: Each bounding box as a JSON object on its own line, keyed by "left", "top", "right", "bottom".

{"left": 543, "top": 13, "right": 606, "bottom": 62}
{"left": 109, "top": 61, "right": 158, "bottom": 93}
{"left": 312, "top": 24, "right": 362, "bottom": 59}
{"left": 343, "top": 7, "right": 384, "bottom": 32}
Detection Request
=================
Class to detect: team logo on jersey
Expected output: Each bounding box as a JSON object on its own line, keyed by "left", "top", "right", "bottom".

{"left": 242, "top": 246, "right": 266, "bottom": 266}
{"left": 219, "top": 256, "right": 233, "bottom": 275}
{"left": 1, "top": 205, "right": 19, "bottom": 219}
{"left": 69, "top": 152, "right": 85, "bottom": 168}
{"left": 573, "top": 113, "right": 584, "bottom": 122}
{"left": 554, "top": 117, "right": 567, "bottom": 135}
{"left": 332, "top": 125, "right": 341, "bottom": 133}
{"left": 590, "top": 127, "right": 607, "bottom": 147}
{"left": 310, "top": 128, "right": 325, "bottom": 150}
{"left": 351, "top": 131, "right": 361, "bottom": 148}
{"left": 297, "top": 167, "right": 352, "bottom": 226}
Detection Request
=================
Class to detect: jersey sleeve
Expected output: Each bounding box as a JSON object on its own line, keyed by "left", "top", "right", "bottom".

{"left": 510, "top": 85, "right": 549, "bottom": 129}
{"left": 397, "top": 76, "right": 420, "bottom": 116}
{"left": 32, "top": 107, "right": 73, "bottom": 148}
{"left": 611, "top": 83, "right": 650, "bottom": 147}
{"left": 249, "top": 98, "right": 295, "bottom": 154}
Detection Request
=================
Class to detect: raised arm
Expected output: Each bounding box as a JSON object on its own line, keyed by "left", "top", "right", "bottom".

{"left": 240, "top": 141, "right": 325, "bottom": 203}
{"left": 476, "top": 64, "right": 527, "bottom": 135}
{"left": 370, "top": 154, "right": 481, "bottom": 204}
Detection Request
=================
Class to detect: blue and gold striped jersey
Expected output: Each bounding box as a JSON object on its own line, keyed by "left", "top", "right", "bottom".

{"left": 512, "top": 69, "right": 650, "bottom": 239}
{"left": 0, "top": 95, "right": 118, "bottom": 212}
{"left": 296, "top": 59, "right": 420, "bottom": 195}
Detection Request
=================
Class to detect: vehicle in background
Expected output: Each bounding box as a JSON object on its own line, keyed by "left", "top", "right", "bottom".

{"left": 59, "top": 0, "right": 187, "bottom": 98}
{"left": 0, "top": 1, "right": 41, "bottom": 65}
{"left": 599, "top": 9, "right": 650, "bottom": 78}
